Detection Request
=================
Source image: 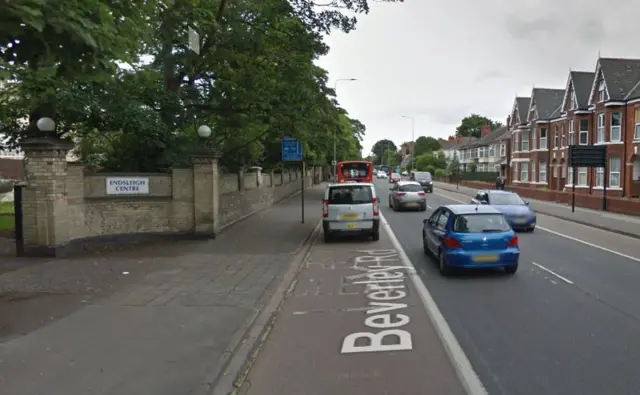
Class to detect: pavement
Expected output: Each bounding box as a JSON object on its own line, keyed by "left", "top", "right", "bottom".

{"left": 233, "top": 220, "right": 469, "bottom": 395}
{"left": 434, "top": 181, "right": 640, "bottom": 239}
{"left": 0, "top": 184, "right": 326, "bottom": 395}
{"left": 374, "top": 179, "right": 640, "bottom": 395}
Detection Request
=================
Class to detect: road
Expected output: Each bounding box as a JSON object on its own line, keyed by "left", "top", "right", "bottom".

{"left": 374, "top": 178, "right": 640, "bottom": 395}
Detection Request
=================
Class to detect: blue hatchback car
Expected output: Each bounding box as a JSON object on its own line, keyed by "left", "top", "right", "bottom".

{"left": 470, "top": 190, "right": 536, "bottom": 232}
{"left": 422, "top": 205, "right": 520, "bottom": 276}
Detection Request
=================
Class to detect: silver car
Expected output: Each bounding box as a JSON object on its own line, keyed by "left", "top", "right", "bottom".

{"left": 388, "top": 181, "right": 427, "bottom": 211}
{"left": 322, "top": 183, "right": 380, "bottom": 242}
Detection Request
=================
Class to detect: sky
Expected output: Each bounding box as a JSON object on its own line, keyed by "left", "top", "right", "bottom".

{"left": 315, "top": 0, "right": 640, "bottom": 156}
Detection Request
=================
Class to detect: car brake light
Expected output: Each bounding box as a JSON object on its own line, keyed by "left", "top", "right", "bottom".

{"left": 507, "top": 235, "right": 518, "bottom": 247}
{"left": 395, "top": 192, "right": 406, "bottom": 196}
{"left": 443, "top": 236, "right": 463, "bottom": 249}
{"left": 417, "top": 192, "right": 425, "bottom": 196}
{"left": 322, "top": 199, "right": 329, "bottom": 218}
{"left": 372, "top": 197, "right": 379, "bottom": 216}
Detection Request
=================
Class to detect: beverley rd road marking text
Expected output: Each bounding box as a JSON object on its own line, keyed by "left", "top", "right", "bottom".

{"left": 340, "top": 249, "right": 414, "bottom": 354}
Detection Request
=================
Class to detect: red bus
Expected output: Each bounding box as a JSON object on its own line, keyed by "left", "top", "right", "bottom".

{"left": 336, "top": 160, "right": 373, "bottom": 183}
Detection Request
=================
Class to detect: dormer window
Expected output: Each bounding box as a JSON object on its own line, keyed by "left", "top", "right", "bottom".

{"left": 598, "top": 80, "right": 606, "bottom": 102}
{"left": 570, "top": 92, "right": 577, "bottom": 110}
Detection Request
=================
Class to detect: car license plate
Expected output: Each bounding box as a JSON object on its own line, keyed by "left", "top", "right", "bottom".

{"left": 347, "top": 223, "right": 356, "bottom": 229}
{"left": 473, "top": 255, "right": 498, "bottom": 262}
{"left": 340, "top": 212, "right": 358, "bottom": 220}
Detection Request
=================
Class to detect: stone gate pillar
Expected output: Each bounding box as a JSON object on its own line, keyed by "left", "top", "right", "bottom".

{"left": 20, "top": 138, "right": 74, "bottom": 256}
{"left": 192, "top": 150, "right": 221, "bottom": 237}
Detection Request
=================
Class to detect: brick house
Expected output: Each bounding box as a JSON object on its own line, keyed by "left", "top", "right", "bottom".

{"left": 508, "top": 97, "right": 530, "bottom": 183}
{"left": 583, "top": 58, "right": 640, "bottom": 198}
{"left": 511, "top": 89, "right": 564, "bottom": 187}
{"left": 552, "top": 71, "right": 595, "bottom": 193}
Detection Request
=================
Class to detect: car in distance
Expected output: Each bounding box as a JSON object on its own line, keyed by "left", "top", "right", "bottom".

{"left": 322, "top": 183, "right": 380, "bottom": 242}
{"left": 470, "top": 190, "right": 536, "bottom": 232}
{"left": 422, "top": 204, "right": 520, "bottom": 276}
{"left": 389, "top": 173, "right": 402, "bottom": 183}
{"left": 389, "top": 181, "right": 427, "bottom": 211}
{"left": 376, "top": 170, "right": 388, "bottom": 179}
{"left": 410, "top": 171, "right": 433, "bottom": 193}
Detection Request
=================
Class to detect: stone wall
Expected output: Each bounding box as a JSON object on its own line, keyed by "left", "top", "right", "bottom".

{"left": 16, "top": 138, "right": 323, "bottom": 257}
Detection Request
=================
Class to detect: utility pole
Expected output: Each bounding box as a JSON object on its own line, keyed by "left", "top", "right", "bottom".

{"left": 333, "top": 78, "right": 357, "bottom": 179}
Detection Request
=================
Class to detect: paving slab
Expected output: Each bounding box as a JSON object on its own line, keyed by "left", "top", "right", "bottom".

{"left": 237, "top": 228, "right": 466, "bottom": 395}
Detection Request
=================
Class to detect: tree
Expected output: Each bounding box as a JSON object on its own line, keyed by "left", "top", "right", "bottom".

{"left": 416, "top": 151, "right": 446, "bottom": 172}
{"left": 413, "top": 136, "right": 441, "bottom": 157}
{"left": 455, "top": 114, "right": 503, "bottom": 138}
{"left": 371, "top": 139, "right": 397, "bottom": 164}
{"left": 447, "top": 152, "right": 461, "bottom": 177}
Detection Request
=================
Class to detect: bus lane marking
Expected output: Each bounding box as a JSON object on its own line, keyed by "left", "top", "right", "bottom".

{"left": 340, "top": 249, "right": 413, "bottom": 354}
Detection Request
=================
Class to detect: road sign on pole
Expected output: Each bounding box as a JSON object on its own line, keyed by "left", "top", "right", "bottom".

{"left": 282, "top": 137, "right": 303, "bottom": 161}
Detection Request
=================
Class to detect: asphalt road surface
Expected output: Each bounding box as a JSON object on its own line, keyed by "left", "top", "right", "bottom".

{"left": 374, "top": 178, "right": 640, "bottom": 395}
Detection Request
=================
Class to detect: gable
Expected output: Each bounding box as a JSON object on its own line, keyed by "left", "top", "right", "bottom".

{"left": 588, "top": 66, "right": 609, "bottom": 105}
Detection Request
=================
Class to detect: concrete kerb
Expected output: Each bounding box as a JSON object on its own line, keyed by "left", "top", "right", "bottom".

{"left": 207, "top": 219, "right": 322, "bottom": 395}
{"left": 435, "top": 183, "right": 640, "bottom": 241}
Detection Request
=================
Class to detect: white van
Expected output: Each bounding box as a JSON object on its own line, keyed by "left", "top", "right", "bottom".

{"left": 322, "top": 183, "right": 380, "bottom": 242}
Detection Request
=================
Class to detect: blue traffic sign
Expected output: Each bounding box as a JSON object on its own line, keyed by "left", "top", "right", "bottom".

{"left": 282, "top": 137, "right": 303, "bottom": 161}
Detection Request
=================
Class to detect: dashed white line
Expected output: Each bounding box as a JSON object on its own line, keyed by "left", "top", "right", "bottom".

{"left": 531, "top": 262, "right": 574, "bottom": 285}
{"left": 433, "top": 191, "right": 640, "bottom": 264}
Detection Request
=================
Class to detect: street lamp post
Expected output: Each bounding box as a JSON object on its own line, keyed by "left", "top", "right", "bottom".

{"left": 333, "top": 78, "right": 357, "bottom": 180}
{"left": 401, "top": 115, "right": 415, "bottom": 170}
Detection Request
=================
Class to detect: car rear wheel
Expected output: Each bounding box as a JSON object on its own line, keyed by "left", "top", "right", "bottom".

{"left": 527, "top": 226, "right": 535, "bottom": 232}
{"left": 323, "top": 233, "right": 332, "bottom": 243}
{"left": 504, "top": 264, "right": 518, "bottom": 274}
{"left": 420, "top": 203, "right": 427, "bottom": 211}
{"left": 371, "top": 230, "right": 380, "bottom": 241}
{"left": 438, "top": 250, "right": 453, "bottom": 276}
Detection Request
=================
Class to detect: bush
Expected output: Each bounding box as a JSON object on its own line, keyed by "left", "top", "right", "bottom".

{"left": 435, "top": 168, "right": 447, "bottom": 177}
{"left": 425, "top": 165, "right": 436, "bottom": 175}
{"left": 0, "top": 180, "right": 15, "bottom": 194}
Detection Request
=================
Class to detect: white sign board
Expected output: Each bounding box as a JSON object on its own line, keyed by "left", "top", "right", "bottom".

{"left": 188, "top": 26, "right": 200, "bottom": 55}
{"left": 106, "top": 177, "right": 150, "bottom": 195}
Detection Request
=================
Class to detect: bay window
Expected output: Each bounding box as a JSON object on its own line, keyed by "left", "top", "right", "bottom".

{"left": 611, "top": 112, "right": 621, "bottom": 142}
{"left": 610, "top": 157, "right": 621, "bottom": 187}
{"left": 597, "top": 113, "right": 605, "bottom": 143}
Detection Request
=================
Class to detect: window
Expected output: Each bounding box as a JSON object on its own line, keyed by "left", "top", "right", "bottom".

{"left": 500, "top": 144, "right": 506, "bottom": 156}
{"left": 596, "top": 167, "right": 604, "bottom": 187}
{"left": 611, "top": 112, "right": 621, "bottom": 142}
{"left": 436, "top": 210, "right": 450, "bottom": 229}
{"left": 571, "top": 92, "right": 577, "bottom": 110}
{"left": 539, "top": 161, "right": 547, "bottom": 182}
{"left": 561, "top": 123, "right": 566, "bottom": 147}
{"left": 597, "top": 113, "right": 605, "bottom": 143}
{"left": 635, "top": 109, "right": 640, "bottom": 140}
{"left": 489, "top": 145, "right": 495, "bottom": 157}
{"left": 531, "top": 129, "right": 537, "bottom": 150}
{"left": 578, "top": 167, "right": 587, "bottom": 186}
{"left": 553, "top": 163, "right": 559, "bottom": 177}
{"left": 569, "top": 120, "right": 575, "bottom": 145}
{"left": 610, "top": 157, "right": 621, "bottom": 187}
{"left": 522, "top": 131, "right": 529, "bottom": 151}
{"left": 598, "top": 80, "right": 606, "bottom": 102}
{"left": 579, "top": 119, "right": 589, "bottom": 145}
{"left": 532, "top": 161, "right": 537, "bottom": 182}
{"left": 568, "top": 167, "right": 574, "bottom": 184}
{"left": 328, "top": 185, "right": 373, "bottom": 204}
{"left": 453, "top": 214, "right": 511, "bottom": 233}
{"left": 562, "top": 164, "right": 567, "bottom": 179}
{"left": 540, "top": 128, "right": 547, "bottom": 149}
{"left": 553, "top": 126, "right": 559, "bottom": 148}
{"left": 520, "top": 163, "right": 528, "bottom": 182}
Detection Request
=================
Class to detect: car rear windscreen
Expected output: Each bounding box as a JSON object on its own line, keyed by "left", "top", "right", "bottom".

{"left": 340, "top": 163, "right": 369, "bottom": 178}
{"left": 414, "top": 172, "right": 432, "bottom": 180}
{"left": 490, "top": 193, "right": 524, "bottom": 205}
{"left": 328, "top": 185, "right": 373, "bottom": 205}
{"left": 453, "top": 214, "right": 511, "bottom": 233}
{"left": 399, "top": 184, "right": 422, "bottom": 192}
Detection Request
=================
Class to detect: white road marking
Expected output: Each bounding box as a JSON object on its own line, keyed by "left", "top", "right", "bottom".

{"left": 427, "top": 205, "right": 433, "bottom": 209}
{"left": 433, "top": 192, "right": 640, "bottom": 264}
{"left": 531, "top": 262, "right": 574, "bottom": 285}
{"left": 379, "top": 212, "right": 488, "bottom": 395}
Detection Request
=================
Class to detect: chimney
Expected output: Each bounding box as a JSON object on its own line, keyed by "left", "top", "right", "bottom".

{"left": 457, "top": 137, "right": 462, "bottom": 144}
{"left": 506, "top": 115, "right": 511, "bottom": 127}
{"left": 481, "top": 124, "right": 491, "bottom": 137}
{"left": 448, "top": 136, "right": 455, "bottom": 142}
